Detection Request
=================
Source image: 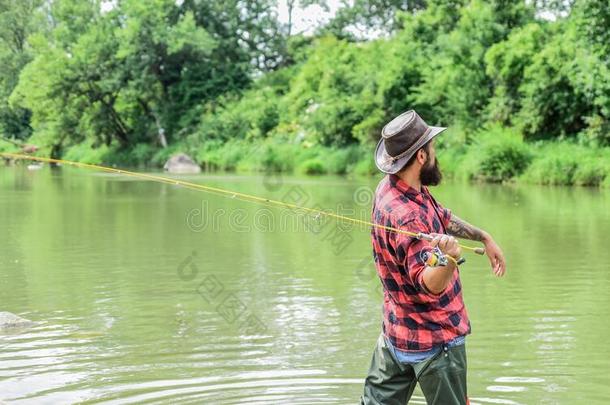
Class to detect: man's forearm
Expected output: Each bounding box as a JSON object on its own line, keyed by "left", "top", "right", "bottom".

{"left": 422, "top": 262, "right": 456, "bottom": 295}
{"left": 447, "top": 215, "right": 489, "bottom": 242}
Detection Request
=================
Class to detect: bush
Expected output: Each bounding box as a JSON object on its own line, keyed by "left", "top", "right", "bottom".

{"left": 131, "top": 143, "right": 156, "bottom": 164}
{"left": 298, "top": 158, "right": 327, "bottom": 175}
{"left": 0, "top": 141, "right": 20, "bottom": 154}
{"left": 189, "top": 138, "right": 377, "bottom": 176}
{"left": 573, "top": 159, "right": 608, "bottom": 186}
{"left": 324, "top": 145, "right": 362, "bottom": 175}
{"left": 195, "top": 139, "right": 249, "bottom": 171}
{"left": 150, "top": 144, "right": 184, "bottom": 167}
{"left": 521, "top": 143, "right": 610, "bottom": 186}
{"left": 458, "top": 126, "right": 532, "bottom": 182}
{"left": 103, "top": 143, "right": 156, "bottom": 167}
{"left": 257, "top": 143, "right": 293, "bottom": 172}
{"left": 63, "top": 141, "right": 110, "bottom": 165}
{"left": 200, "top": 140, "right": 300, "bottom": 173}
{"left": 353, "top": 155, "right": 378, "bottom": 176}
{"left": 436, "top": 148, "right": 468, "bottom": 180}
{"left": 580, "top": 114, "right": 610, "bottom": 147}
{"left": 63, "top": 141, "right": 165, "bottom": 168}
{"left": 521, "top": 146, "right": 577, "bottom": 185}
{"left": 603, "top": 173, "right": 610, "bottom": 188}
{"left": 435, "top": 126, "right": 469, "bottom": 179}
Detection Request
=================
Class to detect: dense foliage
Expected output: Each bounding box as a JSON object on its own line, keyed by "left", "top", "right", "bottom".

{"left": 0, "top": 0, "right": 608, "bottom": 185}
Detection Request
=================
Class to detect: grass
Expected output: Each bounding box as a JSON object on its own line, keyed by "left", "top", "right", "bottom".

{"left": 438, "top": 127, "right": 610, "bottom": 188}
{"left": 54, "top": 129, "right": 609, "bottom": 188}
{"left": 519, "top": 143, "right": 610, "bottom": 186}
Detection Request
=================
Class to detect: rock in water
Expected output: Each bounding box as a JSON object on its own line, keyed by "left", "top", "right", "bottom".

{"left": 0, "top": 312, "right": 35, "bottom": 329}
{"left": 163, "top": 153, "right": 201, "bottom": 174}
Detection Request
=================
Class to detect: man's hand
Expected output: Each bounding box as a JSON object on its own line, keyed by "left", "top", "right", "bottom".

{"left": 422, "top": 233, "right": 461, "bottom": 294}
{"left": 482, "top": 235, "right": 506, "bottom": 277}
{"left": 429, "top": 233, "right": 461, "bottom": 263}
{"left": 446, "top": 214, "right": 506, "bottom": 277}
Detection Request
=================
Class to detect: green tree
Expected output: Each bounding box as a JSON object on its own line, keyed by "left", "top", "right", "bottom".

{"left": 112, "top": 0, "right": 216, "bottom": 144}
{"left": 494, "top": 0, "right": 610, "bottom": 142}
{"left": 10, "top": 0, "right": 217, "bottom": 154}
{"left": 325, "top": 0, "right": 426, "bottom": 39}
{"left": 485, "top": 23, "right": 548, "bottom": 125}
{"left": 512, "top": 28, "right": 587, "bottom": 139}
{"left": 183, "top": 0, "right": 287, "bottom": 72}
{"left": 568, "top": 0, "right": 610, "bottom": 145}
{"left": 0, "top": 0, "right": 46, "bottom": 140}
{"left": 413, "top": 0, "right": 534, "bottom": 131}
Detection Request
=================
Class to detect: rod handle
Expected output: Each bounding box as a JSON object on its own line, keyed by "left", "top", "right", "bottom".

{"left": 416, "top": 232, "right": 433, "bottom": 241}
{"left": 474, "top": 247, "right": 486, "bottom": 255}
{"left": 418, "top": 233, "right": 486, "bottom": 256}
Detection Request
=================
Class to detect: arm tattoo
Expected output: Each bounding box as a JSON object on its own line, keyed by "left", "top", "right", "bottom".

{"left": 447, "top": 215, "right": 487, "bottom": 242}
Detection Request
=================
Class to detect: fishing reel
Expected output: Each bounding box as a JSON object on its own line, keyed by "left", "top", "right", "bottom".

{"left": 422, "top": 247, "right": 466, "bottom": 267}
{"left": 416, "top": 232, "right": 467, "bottom": 267}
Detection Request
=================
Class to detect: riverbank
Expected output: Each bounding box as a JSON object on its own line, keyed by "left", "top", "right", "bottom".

{"left": 3, "top": 128, "right": 608, "bottom": 188}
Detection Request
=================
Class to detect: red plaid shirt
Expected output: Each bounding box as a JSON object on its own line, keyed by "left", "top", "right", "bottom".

{"left": 371, "top": 174, "right": 470, "bottom": 351}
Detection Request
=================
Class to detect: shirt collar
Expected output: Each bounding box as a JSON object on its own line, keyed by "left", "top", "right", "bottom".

{"left": 388, "top": 173, "right": 428, "bottom": 203}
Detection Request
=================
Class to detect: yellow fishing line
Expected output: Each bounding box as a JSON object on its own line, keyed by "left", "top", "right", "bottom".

{"left": 0, "top": 152, "right": 484, "bottom": 255}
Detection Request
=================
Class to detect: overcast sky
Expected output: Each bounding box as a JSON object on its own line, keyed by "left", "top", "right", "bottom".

{"left": 276, "top": 0, "right": 343, "bottom": 35}
{"left": 102, "top": 0, "right": 344, "bottom": 35}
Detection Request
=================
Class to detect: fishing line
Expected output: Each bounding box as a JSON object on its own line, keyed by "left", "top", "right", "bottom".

{"left": 0, "top": 152, "right": 485, "bottom": 257}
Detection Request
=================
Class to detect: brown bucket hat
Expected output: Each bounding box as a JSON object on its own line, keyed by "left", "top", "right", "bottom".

{"left": 375, "top": 110, "right": 447, "bottom": 174}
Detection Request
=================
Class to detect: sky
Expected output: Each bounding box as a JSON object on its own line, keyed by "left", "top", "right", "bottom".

{"left": 101, "top": 0, "right": 344, "bottom": 35}
{"left": 275, "top": 0, "right": 343, "bottom": 35}
{"left": 102, "top": 0, "right": 566, "bottom": 31}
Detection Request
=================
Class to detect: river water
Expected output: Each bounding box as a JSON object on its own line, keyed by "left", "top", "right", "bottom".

{"left": 1, "top": 165, "right": 609, "bottom": 404}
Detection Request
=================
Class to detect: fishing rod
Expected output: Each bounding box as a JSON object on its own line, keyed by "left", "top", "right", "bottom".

{"left": 0, "top": 152, "right": 485, "bottom": 266}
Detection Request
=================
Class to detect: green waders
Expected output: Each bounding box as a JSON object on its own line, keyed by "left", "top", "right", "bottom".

{"left": 360, "top": 334, "right": 469, "bottom": 405}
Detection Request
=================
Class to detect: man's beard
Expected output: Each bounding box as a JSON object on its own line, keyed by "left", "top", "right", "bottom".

{"left": 420, "top": 158, "right": 442, "bottom": 186}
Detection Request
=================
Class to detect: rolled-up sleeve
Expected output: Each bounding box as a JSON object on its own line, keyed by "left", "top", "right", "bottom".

{"left": 394, "top": 215, "right": 435, "bottom": 295}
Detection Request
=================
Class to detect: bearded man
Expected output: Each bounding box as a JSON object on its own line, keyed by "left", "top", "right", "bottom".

{"left": 360, "top": 110, "right": 506, "bottom": 405}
